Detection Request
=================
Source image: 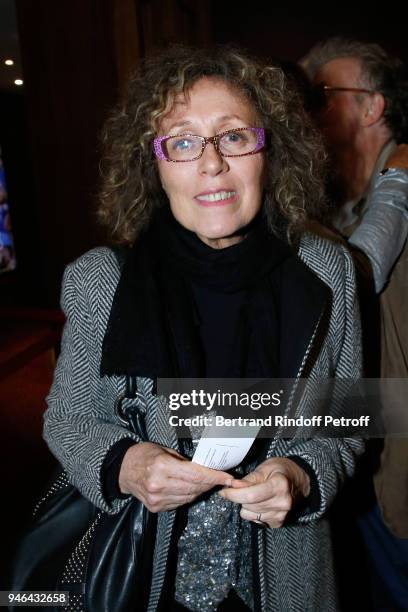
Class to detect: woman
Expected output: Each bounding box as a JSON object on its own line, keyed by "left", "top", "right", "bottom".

{"left": 45, "top": 46, "right": 363, "bottom": 611}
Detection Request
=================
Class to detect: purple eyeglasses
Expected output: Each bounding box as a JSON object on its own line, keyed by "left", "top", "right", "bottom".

{"left": 153, "top": 127, "right": 265, "bottom": 162}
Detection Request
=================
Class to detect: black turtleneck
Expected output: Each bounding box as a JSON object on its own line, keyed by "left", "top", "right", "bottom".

{"left": 101, "top": 208, "right": 319, "bottom": 509}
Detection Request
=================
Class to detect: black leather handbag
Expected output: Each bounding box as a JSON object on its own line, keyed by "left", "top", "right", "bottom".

{"left": 11, "top": 376, "right": 156, "bottom": 612}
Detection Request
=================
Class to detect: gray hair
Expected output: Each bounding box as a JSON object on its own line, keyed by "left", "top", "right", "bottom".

{"left": 301, "top": 37, "right": 408, "bottom": 142}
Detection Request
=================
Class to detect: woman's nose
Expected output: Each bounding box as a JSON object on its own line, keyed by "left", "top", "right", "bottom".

{"left": 198, "top": 142, "right": 228, "bottom": 176}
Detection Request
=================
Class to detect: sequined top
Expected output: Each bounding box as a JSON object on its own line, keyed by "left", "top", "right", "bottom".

{"left": 174, "top": 429, "right": 254, "bottom": 611}
{"left": 174, "top": 491, "right": 253, "bottom": 611}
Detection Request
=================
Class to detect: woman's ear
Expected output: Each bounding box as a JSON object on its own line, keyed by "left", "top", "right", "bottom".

{"left": 362, "top": 92, "right": 385, "bottom": 127}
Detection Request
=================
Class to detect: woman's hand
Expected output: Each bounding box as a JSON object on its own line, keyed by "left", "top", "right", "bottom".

{"left": 118, "top": 441, "right": 233, "bottom": 512}
{"left": 219, "top": 457, "right": 311, "bottom": 528}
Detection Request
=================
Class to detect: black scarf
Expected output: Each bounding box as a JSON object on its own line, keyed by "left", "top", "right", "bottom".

{"left": 101, "top": 208, "right": 293, "bottom": 380}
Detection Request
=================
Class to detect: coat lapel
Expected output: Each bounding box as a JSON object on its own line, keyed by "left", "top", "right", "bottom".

{"left": 279, "top": 255, "right": 331, "bottom": 379}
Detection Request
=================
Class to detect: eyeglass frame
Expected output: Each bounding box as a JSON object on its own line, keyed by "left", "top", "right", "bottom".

{"left": 153, "top": 127, "right": 265, "bottom": 162}
{"left": 320, "top": 84, "right": 377, "bottom": 95}
{"left": 311, "top": 83, "right": 378, "bottom": 107}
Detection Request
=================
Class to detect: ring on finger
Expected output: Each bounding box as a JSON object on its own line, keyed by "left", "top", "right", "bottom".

{"left": 254, "top": 512, "right": 268, "bottom": 528}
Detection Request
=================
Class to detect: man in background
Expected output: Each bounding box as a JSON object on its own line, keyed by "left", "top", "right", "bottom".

{"left": 302, "top": 38, "right": 408, "bottom": 611}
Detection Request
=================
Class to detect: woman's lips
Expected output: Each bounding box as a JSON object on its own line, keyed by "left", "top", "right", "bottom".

{"left": 195, "top": 190, "right": 238, "bottom": 207}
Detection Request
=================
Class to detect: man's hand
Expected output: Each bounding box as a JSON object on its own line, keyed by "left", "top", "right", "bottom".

{"left": 219, "top": 457, "right": 310, "bottom": 528}
{"left": 119, "top": 442, "right": 233, "bottom": 512}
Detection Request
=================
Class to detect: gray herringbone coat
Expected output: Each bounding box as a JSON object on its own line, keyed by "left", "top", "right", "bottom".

{"left": 44, "top": 233, "right": 363, "bottom": 612}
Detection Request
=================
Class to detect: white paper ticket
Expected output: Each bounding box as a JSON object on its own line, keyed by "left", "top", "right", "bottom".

{"left": 192, "top": 422, "right": 261, "bottom": 470}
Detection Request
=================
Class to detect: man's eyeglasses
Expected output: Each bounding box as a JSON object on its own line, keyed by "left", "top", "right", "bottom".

{"left": 310, "top": 83, "right": 377, "bottom": 110}
{"left": 153, "top": 127, "right": 265, "bottom": 162}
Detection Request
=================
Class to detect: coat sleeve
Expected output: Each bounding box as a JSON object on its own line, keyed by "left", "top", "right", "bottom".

{"left": 349, "top": 168, "right": 408, "bottom": 292}
{"left": 280, "top": 245, "right": 365, "bottom": 522}
{"left": 43, "top": 249, "right": 138, "bottom": 514}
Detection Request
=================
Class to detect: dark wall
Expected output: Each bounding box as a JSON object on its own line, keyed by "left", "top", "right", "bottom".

{"left": 0, "top": 91, "right": 45, "bottom": 305}
{"left": 14, "top": 0, "right": 119, "bottom": 306}
{"left": 210, "top": 3, "right": 408, "bottom": 65}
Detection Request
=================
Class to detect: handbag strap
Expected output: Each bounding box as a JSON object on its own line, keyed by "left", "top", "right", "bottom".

{"left": 126, "top": 374, "right": 138, "bottom": 398}
{"left": 114, "top": 375, "right": 148, "bottom": 442}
